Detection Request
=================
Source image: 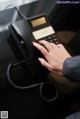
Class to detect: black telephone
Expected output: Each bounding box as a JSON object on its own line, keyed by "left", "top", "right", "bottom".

{"left": 7, "top": 14, "right": 59, "bottom": 101}
{"left": 8, "top": 14, "right": 60, "bottom": 77}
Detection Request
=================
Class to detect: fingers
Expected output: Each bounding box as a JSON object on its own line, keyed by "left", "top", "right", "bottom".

{"left": 57, "top": 44, "right": 66, "bottom": 49}
{"left": 33, "top": 40, "right": 63, "bottom": 58}
{"left": 33, "top": 40, "right": 57, "bottom": 53}
{"left": 38, "top": 58, "right": 52, "bottom": 71}
{"left": 33, "top": 41, "right": 52, "bottom": 71}
{"left": 50, "top": 42, "right": 59, "bottom": 48}
{"left": 39, "top": 40, "right": 56, "bottom": 50}
{"left": 33, "top": 41, "right": 48, "bottom": 56}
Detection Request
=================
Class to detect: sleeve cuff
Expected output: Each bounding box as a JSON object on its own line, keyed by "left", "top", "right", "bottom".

{"left": 63, "top": 56, "right": 80, "bottom": 83}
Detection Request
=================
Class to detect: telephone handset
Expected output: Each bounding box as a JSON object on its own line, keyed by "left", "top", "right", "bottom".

{"left": 8, "top": 14, "right": 60, "bottom": 76}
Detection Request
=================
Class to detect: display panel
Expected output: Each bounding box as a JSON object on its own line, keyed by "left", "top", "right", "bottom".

{"left": 32, "top": 26, "right": 55, "bottom": 40}
{"left": 31, "top": 17, "right": 46, "bottom": 27}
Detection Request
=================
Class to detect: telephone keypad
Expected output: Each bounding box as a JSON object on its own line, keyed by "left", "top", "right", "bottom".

{"left": 46, "top": 35, "right": 60, "bottom": 45}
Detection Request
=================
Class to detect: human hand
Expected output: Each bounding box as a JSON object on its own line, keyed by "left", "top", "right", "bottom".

{"left": 33, "top": 40, "right": 71, "bottom": 76}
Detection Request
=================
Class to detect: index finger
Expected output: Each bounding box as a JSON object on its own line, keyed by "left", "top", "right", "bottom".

{"left": 39, "top": 40, "right": 53, "bottom": 51}
{"left": 33, "top": 42, "right": 48, "bottom": 56}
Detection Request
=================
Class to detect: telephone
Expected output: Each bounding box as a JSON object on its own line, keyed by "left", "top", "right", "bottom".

{"left": 8, "top": 14, "right": 60, "bottom": 77}
{"left": 7, "top": 14, "right": 59, "bottom": 101}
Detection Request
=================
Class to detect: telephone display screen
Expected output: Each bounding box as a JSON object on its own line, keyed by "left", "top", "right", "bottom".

{"left": 31, "top": 16, "right": 55, "bottom": 40}
{"left": 31, "top": 17, "right": 46, "bottom": 28}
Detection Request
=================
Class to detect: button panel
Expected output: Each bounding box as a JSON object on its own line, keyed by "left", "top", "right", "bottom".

{"left": 46, "top": 34, "right": 60, "bottom": 45}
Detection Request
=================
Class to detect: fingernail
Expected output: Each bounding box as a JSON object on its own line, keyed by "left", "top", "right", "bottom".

{"left": 32, "top": 42, "right": 36, "bottom": 46}
{"left": 38, "top": 58, "right": 41, "bottom": 62}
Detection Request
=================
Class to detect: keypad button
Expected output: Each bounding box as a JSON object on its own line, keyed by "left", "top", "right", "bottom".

{"left": 52, "top": 35, "right": 56, "bottom": 38}
{"left": 45, "top": 35, "right": 60, "bottom": 44}
{"left": 48, "top": 36, "right": 52, "bottom": 40}
{"left": 53, "top": 38, "right": 57, "bottom": 41}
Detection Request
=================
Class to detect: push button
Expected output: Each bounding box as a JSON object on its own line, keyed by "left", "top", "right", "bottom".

{"left": 53, "top": 38, "right": 57, "bottom": 41}
{"left": 45, "top": 35, "right": 60, "bottom": 44}
{"left": 52, "top": 35, "right": 56, "bottom": 38}
{"left": 48, "top": 36, "right": 52, "bottom": 40}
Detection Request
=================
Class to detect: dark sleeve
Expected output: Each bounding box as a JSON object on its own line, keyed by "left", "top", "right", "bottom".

{"left": 63, "top": 56, "right": 80, "bottom": 83}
